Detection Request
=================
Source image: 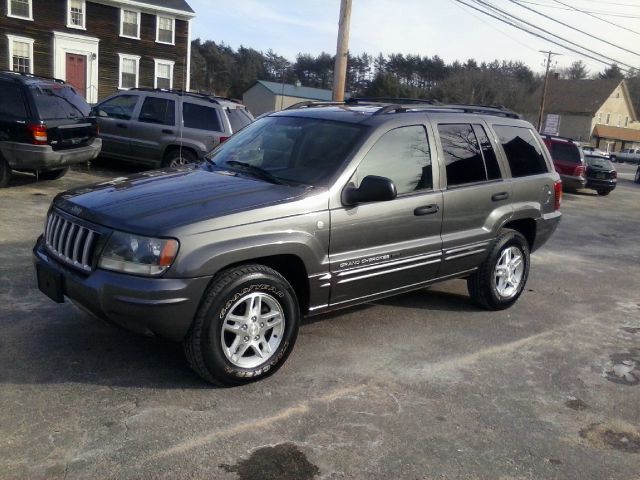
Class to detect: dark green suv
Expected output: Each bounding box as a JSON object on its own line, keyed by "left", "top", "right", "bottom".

{"left": 34, "top": 100, "right": 562, "bottom": 385}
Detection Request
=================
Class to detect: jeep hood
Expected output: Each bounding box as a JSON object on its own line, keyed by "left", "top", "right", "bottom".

{"left": 54, "top": 166, "right": 316, "bottom": 235}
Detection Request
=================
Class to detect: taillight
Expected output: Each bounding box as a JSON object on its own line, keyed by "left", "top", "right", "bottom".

{"left": 27, "top": 124, "right": 48, "bottom": 145}
{"left": 574, "top": 164, "right": 585, "bottom": 177}
{"left": 554, "top": 180, "right": 562, "bottom": 211}
{"left": 612, "top": 170, "right": 617, "bottom": 179}
{"left": 219, "top": 136, "right": 229, "bottom": 144}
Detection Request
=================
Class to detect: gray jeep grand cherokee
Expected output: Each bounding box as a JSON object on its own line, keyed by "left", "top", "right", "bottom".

{"left": 34, "top": 99, "right": 562, "bottom": 386}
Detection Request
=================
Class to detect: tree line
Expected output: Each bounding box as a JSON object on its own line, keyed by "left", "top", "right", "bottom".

{"left": 190, "top": 39, "right": 640, "bottom": 115}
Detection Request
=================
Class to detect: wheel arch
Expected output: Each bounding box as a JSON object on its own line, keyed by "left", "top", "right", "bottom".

{"left": 502, "top": 218, "right": 536, "bottom": 251}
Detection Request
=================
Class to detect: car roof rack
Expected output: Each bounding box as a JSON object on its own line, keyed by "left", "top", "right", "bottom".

{"left": 128, "top": 87, "right": 243, "bottom": 105}
{"left": 284, "top": 101, "right": 346, "bottom": 110}
{"left": 0, "top": 70, "right": 66, "bottom": 84}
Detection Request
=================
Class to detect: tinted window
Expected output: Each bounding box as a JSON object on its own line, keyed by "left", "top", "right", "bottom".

{"left": 226, "top": 107, "right": 252, "bottom": 132}
{"left": 138, "top": 97, "right": 175, "bottom": 125}
{"left": 183, "top": 103, "right": 222, "bottom": 131}
{"left": 356, "top": 126, "right": 432, "bottom": 194}
{"left": 585, "top": 156, "right": 613, "bottom": 169}
{"left": 474, "top": 125, "right": 501, "bottom": 180}
{"left": 0, "top": 81, "right": 27, "bottom": 119}
{"left": 550, "top": 142, "right": 581, "bottom": 164}
{"left": 494, "top": 125, "right": 548, "bottom": 177}
{"left": 208, "top": 116, "right": 364, "bottom": 186}
{"left": 439, "top": 124, "right": 486, "bottom": 186}
{"left": 99, "top": 95, "right": 138, "bottom": 120}
{"left": 31, "top": 84, "right": 90, "bottom": 120}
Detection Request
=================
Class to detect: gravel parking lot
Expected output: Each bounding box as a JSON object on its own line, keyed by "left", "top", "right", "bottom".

{"left": 1, "top": 160, "right": 639, "bottom": 479}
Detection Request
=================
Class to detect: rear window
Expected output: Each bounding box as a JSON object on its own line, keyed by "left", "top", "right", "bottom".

{"left": 30, "top": 83, "right": 90, "bottom": 120}
{"left": 183, "top": 102, "right": 222, "bottom": 132}
{"left": 549, "top": 142, "right": 581, "bottom": 164}
{"left": 226, "top": 107, "right": 252, "bottom": 132}
{"left": 585, "top": 156, "right": 613, "bottom": 169}
{"left": 0, "top": 81, "right": 27, "bottom": 119}
{"left": 493, "top": 125, "right": 548, "bottom": 177}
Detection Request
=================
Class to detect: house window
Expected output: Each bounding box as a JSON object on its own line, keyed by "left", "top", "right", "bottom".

{"left": 6, "top": 35, "right": 34, "bottom": 73}
{"left": 156, "top": 16, "right": 175, "bottom": 44}
{"left": 118, "top": 54, "right": 140, "bottom": 89}
{"left": 597, "top": 113, "right": 602, "bottom": 124}
{"left": 154, "top": 59, "right": 174, "bottom": 89}
{"left": 120, "top": 9, "right": 140, "bottom": 39}
{"left": 606, "top": 113, "right": 610, "bottom": 125}
{"left": 625, "top": 116, "right": 629, "bottom": 127}
{"left": 67, "top": 0, "right": 86, "bottom": 29}
{"left": 7, "top": 0, "right": 32, "bottom": 20}
{"left": 618, "top": 115, "right": 621, "bottom": 127}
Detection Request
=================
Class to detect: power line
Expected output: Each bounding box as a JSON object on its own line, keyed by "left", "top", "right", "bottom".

{"left": 507, "top": 0, "right": 640, "bottom": 58}
{"left": 451, "top": 0, "right": 632, "bottom": 73}
{"left": 516, "top": 0, "right": 640, "bottom": 18}
{"left": 550, "top": 0, "right": 640, "bottom": 37}
{"left": 470, "top": 0, "right": 637, "bottom": 70}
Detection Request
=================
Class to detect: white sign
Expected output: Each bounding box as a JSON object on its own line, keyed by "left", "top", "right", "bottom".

{"left": 543, "top": 114, "right": 561, "bottom": 135}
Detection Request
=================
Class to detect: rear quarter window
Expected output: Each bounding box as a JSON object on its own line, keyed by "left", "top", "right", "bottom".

{"left": 493, "top": 125, "right": 548, "bottom": 177}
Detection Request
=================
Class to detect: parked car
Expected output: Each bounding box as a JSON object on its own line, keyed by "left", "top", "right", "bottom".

{"left": 611, "top": 148, "right": 640, "bottom": 164}
{"left": 581, "top": 146, "right": 609, "bottom": 159}
{"left": 583, "top": 154, "right": 617, "bottom": 195}
{"left": 634, "top": 165, "right": 640, "bottom": 184}
{"left": 541, "top": 134, "right": 586, "bottom": 191}
{"left": 34, "top": 99, "right": 562, "bottom": 386}
{"left": 93, "top": 89, "right": 254, "bottom": 167}
{"left": 0, "top": 71, "right": 101, "bottom": 187}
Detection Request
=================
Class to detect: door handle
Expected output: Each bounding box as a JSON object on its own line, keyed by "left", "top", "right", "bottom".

{"left": 116, "top": 123, "right": 128, "bottom": 129}
{"left": 414, "top": 204, "right": 439, "bottom": 216}
{"left": 491, "top": 192, "right": 509, "bottom": 201}
{"left": 162, "top": 129, "right": 174, "bottom": 134}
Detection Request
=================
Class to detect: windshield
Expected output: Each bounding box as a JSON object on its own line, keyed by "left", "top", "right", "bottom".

{"left": 207, "top": 116, "right": 366, "bottom": 186}
{"left": 31, "top": 83, "right": 90, "bottom": 120}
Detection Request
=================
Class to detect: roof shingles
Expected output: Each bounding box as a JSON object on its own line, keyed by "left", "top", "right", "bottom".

{"left": 541, "top": 79, "right": 621, "bottom": 115}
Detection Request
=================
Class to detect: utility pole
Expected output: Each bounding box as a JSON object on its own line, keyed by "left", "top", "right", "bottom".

{"left": 332, "top": 0, "right": 352, "bottom": 101}
{"left": 537, "top": 50, "right": 561, "bottom": 131}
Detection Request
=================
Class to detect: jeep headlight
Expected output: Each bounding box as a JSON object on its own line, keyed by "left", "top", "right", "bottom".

{"left": 98, "top": 231, "right": 179, "bottom": 276}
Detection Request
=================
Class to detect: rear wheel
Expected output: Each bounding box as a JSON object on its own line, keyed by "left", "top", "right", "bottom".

{"left": 163, "top": 148, "right": 197, "bottom": 168}
{"left": 467, "top": 229, "right": 530, "bottom": 310}
{"left": 634, "top": 168, "right": 640, "bottom": 184}
{"left": 597, "top": 189, "right": 611, "bottom": 196}
{"left": 0, "top": 155, "right": 10, "bottom": 188}
{"left": 38, "top": 168, "right": 69, "bottom": 181}
{"left": 183, "top": 264, "right": 300, "bottom": 386}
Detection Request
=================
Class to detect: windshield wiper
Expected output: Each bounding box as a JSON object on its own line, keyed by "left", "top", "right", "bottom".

{"left": 223, "top": 160, "right": 285, "bottom": 185}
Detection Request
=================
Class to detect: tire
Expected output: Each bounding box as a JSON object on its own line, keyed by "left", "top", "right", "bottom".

{"left": 467, "top": 229, "right": 530, "bottom": 311}
{"left": 163, "top": 148, "right": 197, "bottom": 168}
{"left": 635, "top": 168, "right": 640, "bottom": 184}
{"left": 38, "top": 168, "right": 69, "bottom": 181}
{"left": 610, "top": 156, "right": 617, "bottom": 163}
{"left": 0, "top": 155, "right": 10, "bottom": 188}
{"left": 183, "top": 264, "right": 300, "bottom": 386}
{"left": 597, "top": 189, "right": 611, "bottom": 196}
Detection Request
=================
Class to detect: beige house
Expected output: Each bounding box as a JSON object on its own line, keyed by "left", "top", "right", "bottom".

{"left": 243, "top": 80, "right": 335, "bottom": 116}
{"left": 534, "top": 79, "right": 640, "bottom": 151}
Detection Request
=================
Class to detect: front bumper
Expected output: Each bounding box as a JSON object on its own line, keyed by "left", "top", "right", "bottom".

{"left": 1, "top": 138, "right": 102, "bottom": 170}
{"left": 559, "top": 174, "right": 587, "bottom": 190}
{"left": 33, "top": 236, "right": 210, "bottom": 341}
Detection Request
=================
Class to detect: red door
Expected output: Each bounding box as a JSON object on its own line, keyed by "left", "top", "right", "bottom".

{"left": 66, "top": 53, "right": 87, "bottom": 98}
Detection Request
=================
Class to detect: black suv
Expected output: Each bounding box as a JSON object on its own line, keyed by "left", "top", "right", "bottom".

{"left": 0, "top": 72, "right": 101, "bottom": 187}
{"left": 34, "top": 99, "right": 561, "bottom": 386}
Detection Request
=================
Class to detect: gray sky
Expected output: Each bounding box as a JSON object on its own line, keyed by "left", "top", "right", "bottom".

{"left": 188, "top": 0, "right": 640, "bottom": 75}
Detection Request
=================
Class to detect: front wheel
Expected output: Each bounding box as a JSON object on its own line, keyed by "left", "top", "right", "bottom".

{"left": 635, "top": 168, "right": 640, "bottom": 184}
{"left": 467, "top": 229, "right": 530, "bottom": 310}
{"left": 183, "top": 264, "right": 300, "bottom": 386}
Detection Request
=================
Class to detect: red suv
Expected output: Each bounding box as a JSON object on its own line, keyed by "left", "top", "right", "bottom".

{"left": 541, "top": 135, "right": 586, "bottom": 191}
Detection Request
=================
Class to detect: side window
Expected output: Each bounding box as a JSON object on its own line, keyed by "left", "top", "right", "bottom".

{"left": 474, "top": 125, "right": 501, "bottom": 180}
{"left": 356, "top": 125, "right": 432, "bottom": 195}
{"left": 493, "top": 125, "right": 548, "bottom": 177}
{"left": 0, "top": 82, "right": 27, "bottom": 119}
{"left": 183, "top": 102, "right": 222, "bottom": 132}
{"left": 138, "top": 97, "right": 175, "bottom": 126}
{"left": 439, "top": 124, "right": 486, "bottom": 187}
{"left": 98, "top": 95, "right": 138, "bottom": 120}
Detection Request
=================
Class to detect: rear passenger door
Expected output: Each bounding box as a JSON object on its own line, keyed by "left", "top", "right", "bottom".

{"left": 437, "top": 122, "right": 513, "bottom": 277}
{"left": 129, "top": 95, "right": 177, "bottom": 163}
{"left": 181, "top": 101, "right": 226, "bottom": 154}
{"left": 329, "top": 125, "right": 443, "bottom": 306}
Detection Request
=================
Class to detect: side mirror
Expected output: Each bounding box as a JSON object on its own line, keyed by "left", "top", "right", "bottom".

{"left": 342, "top": 175, "right": 397, "bottom": 206}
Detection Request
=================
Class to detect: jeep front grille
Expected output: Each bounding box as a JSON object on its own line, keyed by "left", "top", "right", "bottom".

{"left": 44, "top": 212, "right": 99, "bottom": 272}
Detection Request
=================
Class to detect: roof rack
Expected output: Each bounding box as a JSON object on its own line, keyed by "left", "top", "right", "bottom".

{"left": 346, "top": 97, "right": 441, "bottom": 105}
{"left": 128, "top": 87, "right": 242, "bottom": 105}
{"left": 0, "top": 70, "right": 66, "bottom": 84}
{"left": 284, "top": 101, "right": 345, "bottom": 110}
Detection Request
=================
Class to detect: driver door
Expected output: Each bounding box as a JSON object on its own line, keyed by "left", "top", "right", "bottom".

{"left": 329, "top": 125, "right": 444, "bottom": 306}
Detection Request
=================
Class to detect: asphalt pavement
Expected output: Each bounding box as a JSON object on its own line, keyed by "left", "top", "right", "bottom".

{"left": 1, "top": 161, "right": 639, "bottom": 479}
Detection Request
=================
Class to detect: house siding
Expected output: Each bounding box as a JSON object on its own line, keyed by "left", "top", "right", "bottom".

{"left": 0, "top": 0, "right": 190, "bottom": 101}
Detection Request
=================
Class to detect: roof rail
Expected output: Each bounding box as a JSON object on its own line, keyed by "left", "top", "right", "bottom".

{"left": 285, "top": 101, "right": 345, "bottom": 110}
{"left": 433, "top": 103, "right": 521, "bottom": 119}
{"left": 128, "top": 87, "right": 243, "bottom": 105}
{"left": 347, "top": 97, "right": 441, "bottom": 105}
{"left": 0, "top": 70, "right": 66, "bottom": 84}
